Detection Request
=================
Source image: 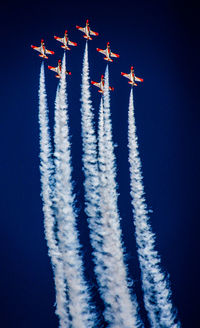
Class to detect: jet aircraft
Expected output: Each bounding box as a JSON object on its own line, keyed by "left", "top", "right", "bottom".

{"left": 96, "top": 42, "right": 119, "bottom": 62}
{"left": 121, "top": 66, "right": 143, "bottom": 86}
{"left": 31, "top": 39, "right": 54, "bottom": 59}
{"left": 76, "top": 19, "right": 99, "bottom": 40}
{"left": 54, "top": 30, "right": 77, "bottom": 50}
{"left": 48, "top": 60, "right": 71, "bottom": 78}
{"left": 91, "top": 74, "right": 114, "bottom": 93}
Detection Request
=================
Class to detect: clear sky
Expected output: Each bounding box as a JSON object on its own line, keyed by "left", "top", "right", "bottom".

{"left": 0, "top": 0, "right": 199, "bottom": 327}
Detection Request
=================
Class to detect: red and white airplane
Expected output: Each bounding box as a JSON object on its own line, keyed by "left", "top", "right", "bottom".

{"left": 48, "top": 60, "right": 71, "bottom": 78}
{"left": 91, "top": 75, "right": 114, "bottom": 93}
{"left": 54, "top": 30, "right": 77, "bottom": 50}
{"left": 121, "top": 66, "right": 143, "bottom": 86}
{"left": 76, "top": 19, "right": 99, "bottom": 40}
{"left": 96, "top": 42, "right": 119, "bottom": 62}
{"left": 31, "top": 39, "right": 54, "bottom": 59}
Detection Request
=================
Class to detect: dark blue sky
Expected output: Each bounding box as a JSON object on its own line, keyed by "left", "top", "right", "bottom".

{"left": 0, "top": 0, "right": 199, "bottom": 327}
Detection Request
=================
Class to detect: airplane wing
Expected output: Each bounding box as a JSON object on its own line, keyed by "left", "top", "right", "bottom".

{"left": 68, "top": 40, "right": 77, "bottom": 46}
{"left": 110, "top": 51, "right": 120, "bottom": 58}
{"left": 121, "top": 72, "right": 131, "bottom": 79}
{"left": 90, "top": 30, "right": 99, "bottom": 36}
{"left": 91, "top": 81, "right": 101, "bottom": 88}
{"left": 31, "top": 45, "right": 42, "bottom": 53}
{"left": 76, "top": 26, "right": 85, "bottom": 33}
{"left": 135, "top": 76, "right": 144, "bottom": 82}
{"left": 48, "top": 66, "right": 58, "bottom": 73}
{"left": 54, "top": 36, "right": 64, "bottom": 43}
{"left": 96, "top": 48, "right": 107, "bottom": 56}
{"left": 45, "top": 49, "right": 55, "bottom": 55}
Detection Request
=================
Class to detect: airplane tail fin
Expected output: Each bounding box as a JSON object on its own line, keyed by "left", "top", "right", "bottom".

{"left": 128, "top": 81, "right": 137, "bottom": 86}
{"left": 104, "top": 57, "right": 113, "bottom": 62}
{"left": 39, "top": 54, "right": 48, "bottom": 59}
{"left": 83, "top": 35, "right": 92, "bottom": 40}
{"left": 61, "top": 45, "right": 70, "bottom": 50}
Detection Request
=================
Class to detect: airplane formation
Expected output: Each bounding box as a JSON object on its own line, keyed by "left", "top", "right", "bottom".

{"left": 31, "top": 19, "right": 143, "bottom": 87}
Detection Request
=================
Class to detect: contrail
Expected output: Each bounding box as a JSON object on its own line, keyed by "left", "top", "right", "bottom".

{"left": 38, "top": 63, "right": 69, "bottom": 328}
{"left": 80, "top": 42, "right": 104, "bottom": 325}
{"left": 127, "top": 88, "right": 180, "bottom": 328}
{"left": 80, "top": 42, "right": 101, "bottom": 257}
{"left": 96, "top": 65, "right": 142, "bottom": 327}
{"left": 53, "top": 52, "right": 95, "bottom": 328}
{"left": 80, "top": 43, "right": 141, "bottom": 327}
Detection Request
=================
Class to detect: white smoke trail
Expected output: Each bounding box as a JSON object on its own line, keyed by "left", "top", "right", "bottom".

{"left": 128, "top": 88, "right": 180, "bottom": 328}
{"left": 80, "top": 42, "right": 105, "bottom": 325}
{"left": 96, "top": 65, "right": 142, "bottom": 328}
{"left": 80, "top": 43, "right": 140, "bottom": 327}
{"left": 53, "top": 53, "right": 95, "bottom": 328}
{"left": 80, "top": 42, "right": 101, "bottom": 254}
{"left": 38, "top": 63, "right": 69, "bottom": 328}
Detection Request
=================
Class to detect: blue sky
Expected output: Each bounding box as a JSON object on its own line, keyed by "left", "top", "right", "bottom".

{"left": 0, "top": 0, "right": 199, "bottom": 327}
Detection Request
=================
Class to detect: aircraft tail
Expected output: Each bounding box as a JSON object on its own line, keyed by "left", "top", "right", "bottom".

{"left": 39, "top": 54, "right": 48, "bottom": 59}
{"left": 128, "top": 81, "right": 137, "bottom": 86}
{"left": 104, "top": 57, "right": 113, "bottom": 62}
{"left": 83, "top": 35, "right": 92, "bottom": 40}
{"left": 61, "top": 45, "right": 70, "bottom": 50}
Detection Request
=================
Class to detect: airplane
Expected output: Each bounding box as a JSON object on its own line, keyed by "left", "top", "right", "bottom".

{"left": 91, "top": 74, "right": 114, "bottom": 93}
{"left": 48, "top": 60, "right": 71, "bottom": 78}
{"left": 96, "top": 42, "right": 119, "bottom": 62}
{"left": 54, "top": 30, "right": 77, "bottom": 50}
{"left": 121, "top": 66, "right": 143, "bottom": 86}
{"left": 76, "top": 19, "right": 99, "bottom": 40}
{"left": 31, "top": 39, "right": 54, "bottom": 59}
